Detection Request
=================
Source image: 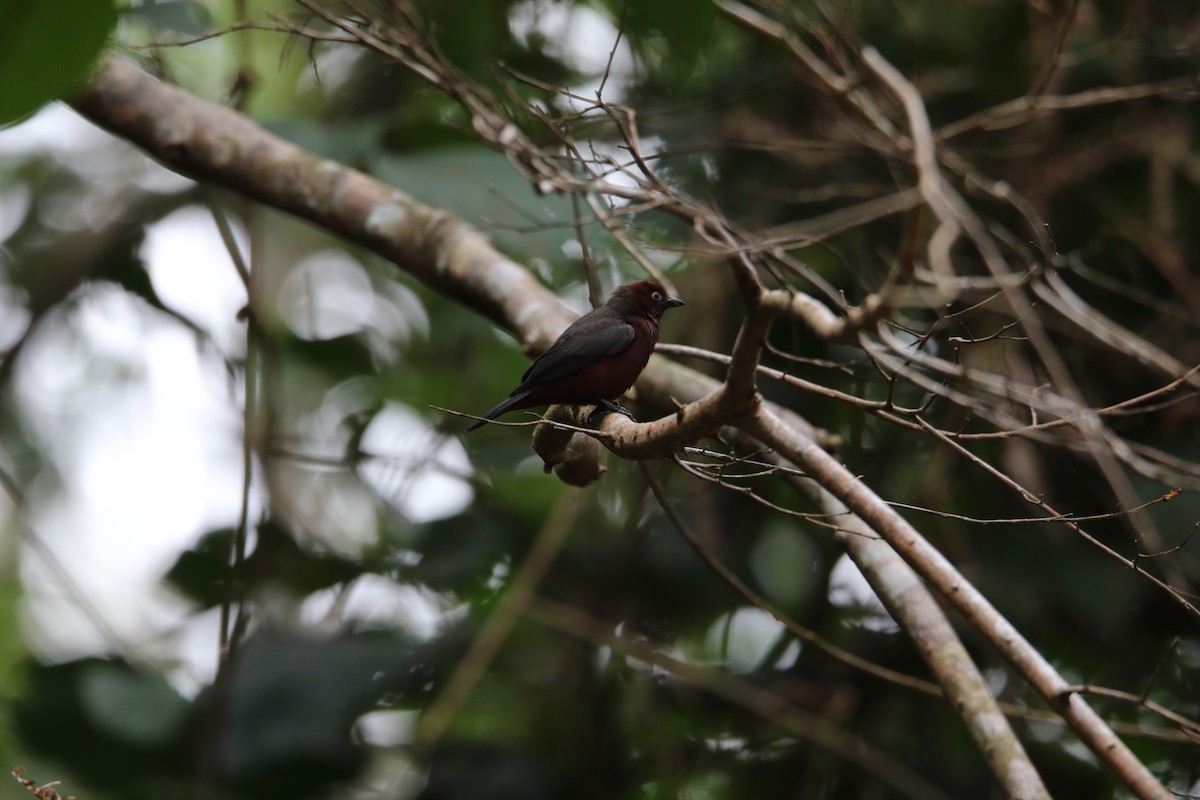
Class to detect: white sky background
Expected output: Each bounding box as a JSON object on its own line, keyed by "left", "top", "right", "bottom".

{"left": 0, "top": 5, "right": 889, "bottom": 696}
{"left": 0, "top": 105, "right": 474, "bottom": 686}
{"left": 0, "top": 106, "right": 252, "bottom": 671}
{"left": 0, "top": 106, "right": 248, "bottom": 672}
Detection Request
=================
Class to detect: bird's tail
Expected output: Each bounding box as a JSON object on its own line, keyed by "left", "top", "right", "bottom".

{"left": 465, "top": 390, "right": 533, "bottom": 431}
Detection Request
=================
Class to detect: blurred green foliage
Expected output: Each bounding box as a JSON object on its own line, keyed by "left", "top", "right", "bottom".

{"left": 0, "top": 1, "right": 1197, "bottom": 799}
{"left": 0, "top": 0, "right": 116, "bottom": 125}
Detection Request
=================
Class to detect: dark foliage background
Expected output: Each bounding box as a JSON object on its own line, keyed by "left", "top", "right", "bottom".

{"left": 0, "top": 1, "right": 1197, "bottom": 799}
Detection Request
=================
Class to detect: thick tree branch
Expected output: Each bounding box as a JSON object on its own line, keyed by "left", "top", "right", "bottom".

{"left": 828, "top": 500, "right": 1050, "bottom": 799}
{"left": 744, "top": 405, "right": 1171, "bottom": 800}
{"left": 71, "top": 56, "right": 586, "bottom": 350}
{"left": 68, "top": 56, "right": 812, "bottom": 444}
{"left": 69, "top": 52, "right": 1171, "bottom": 799}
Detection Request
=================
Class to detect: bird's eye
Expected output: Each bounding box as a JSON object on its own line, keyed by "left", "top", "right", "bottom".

{"left": 651, "top": 291, "right": 663, "bottom": 301}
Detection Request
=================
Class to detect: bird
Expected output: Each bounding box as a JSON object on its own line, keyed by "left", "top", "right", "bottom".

{"left": 466, "top": 279, "right": 684, "bottom": 431}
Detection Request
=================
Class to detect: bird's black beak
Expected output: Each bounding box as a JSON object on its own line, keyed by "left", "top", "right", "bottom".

{"left": 665, "top": 296, "right": 685, "bottom": 309}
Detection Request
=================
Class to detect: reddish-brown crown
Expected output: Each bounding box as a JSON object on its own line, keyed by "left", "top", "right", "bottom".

{"left": 609, "top": 279, "right": 684, "bottom": 320}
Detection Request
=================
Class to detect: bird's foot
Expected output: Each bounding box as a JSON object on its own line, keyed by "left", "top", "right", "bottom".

{"left": 590, "top": 399, "right": 637, "bottom": 425}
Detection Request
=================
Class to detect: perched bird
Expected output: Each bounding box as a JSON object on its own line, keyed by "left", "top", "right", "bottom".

{"left": 466, "top": 279, "right": 684, "bottom": 431}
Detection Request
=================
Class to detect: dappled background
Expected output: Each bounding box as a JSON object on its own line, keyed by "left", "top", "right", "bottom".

{"left": 0, "top": 1, "right": 1198, "bottom": 799}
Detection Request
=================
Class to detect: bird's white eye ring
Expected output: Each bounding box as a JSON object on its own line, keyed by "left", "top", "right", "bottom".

{"left": 652, "top": 291, "right": 663, "bottom": 301}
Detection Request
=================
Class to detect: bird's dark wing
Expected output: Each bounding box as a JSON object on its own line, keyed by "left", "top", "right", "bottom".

{"left": 519, "top": 316, "right": 635, "bottom": 388}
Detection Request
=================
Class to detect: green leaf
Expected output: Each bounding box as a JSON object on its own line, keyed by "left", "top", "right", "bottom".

{"left": 164, "top": 527, "right": 236, "bottom": 608}
{"left": 123, "top": 0, "right": 213, "bottom": 36}
{"left": 165, "top": 523, "right": 367, "bottom": 609}
{"left": 412, "top": 510, "right": 515, "bottom": 591}
{"left": 16, "top": 659, "right": 190, "bottom": 791}
{"left": 749, "top": 520, "right": 821, "bottom": 616}
{"left": 264, "top": 118, "right": 384, "bottom": 166}
{"left": 208, "top": 629, "right": 465, "bottom": 795}
{"left": 609, "top": 0, "right": 717, "bottom": 76}
{"left": 0, "top": 0, "right": 117, "bottom": 126}
{"left": 281, "top": 332, "right": 379, "bottom": 379}
{"left": 370, "top": 145, "right": 580, "bottom": 267}
{"left": 79, "top": 662, "right": 189, "bottom": 747}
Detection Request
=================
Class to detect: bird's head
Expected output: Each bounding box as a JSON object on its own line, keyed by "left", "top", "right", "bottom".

{"left": 612, "top": 279, "right": 685, "bottom": 320}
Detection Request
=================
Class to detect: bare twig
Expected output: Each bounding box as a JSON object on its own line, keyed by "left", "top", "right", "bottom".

{"left": 527, "top": 597, "right": 955, "bottom": 800}
{"left": 416, "top": 490, "right": 582, "bottom": 748}
{"left": 744, "top": 406, "right": 1170, "bottom": 800}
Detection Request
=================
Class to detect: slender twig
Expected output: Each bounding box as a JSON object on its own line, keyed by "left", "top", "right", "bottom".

{"left": 640, "top": 461, "right": 935, "bottom": 693}
{"left": 415, "top": 490, "right": 582, "bottom": 749}
{"left": 913, "top": 416, "right": 1200, "bottom": 622}
{"left": 745, "top": 407, "right": 1170, "bottom": 799}
{"left": 527, "top": 597, "right": 955, "bottom": 800}
{"left": 1058, "top": 683, "right": 1200, "bottom": 738}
